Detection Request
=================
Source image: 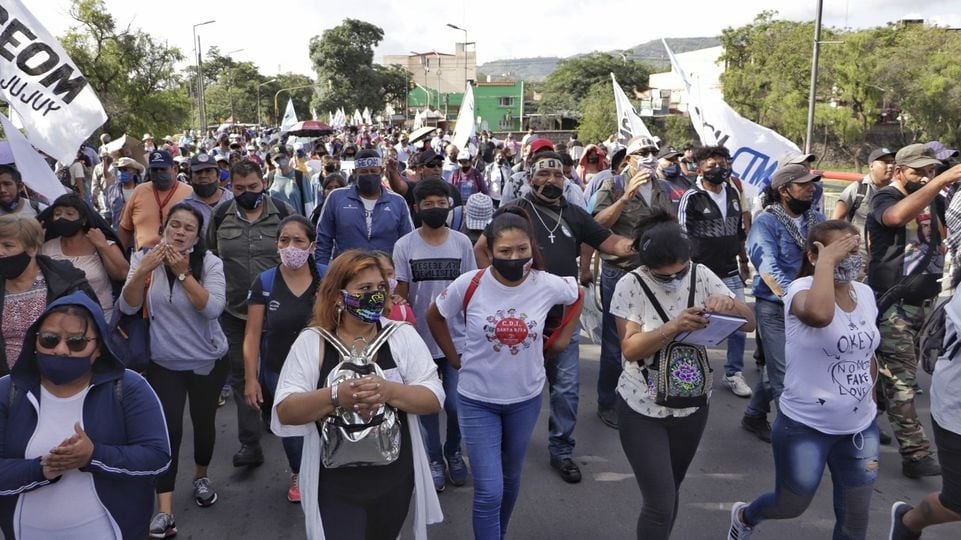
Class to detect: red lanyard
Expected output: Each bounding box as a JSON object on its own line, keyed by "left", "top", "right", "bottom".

{"left": 153, "top": 185, "right": 179, "bottom": 234}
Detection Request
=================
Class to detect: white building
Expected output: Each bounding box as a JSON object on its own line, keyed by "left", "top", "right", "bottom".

{"left": 645, "top": 46, "right": 724, "bottom": 115}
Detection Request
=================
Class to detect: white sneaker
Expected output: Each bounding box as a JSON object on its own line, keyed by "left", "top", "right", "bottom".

{"left": 724, "top": 372, "right": 753, "bottom": 398}
{"left": 728, "top": 501, "right": 754, "bottom": 540}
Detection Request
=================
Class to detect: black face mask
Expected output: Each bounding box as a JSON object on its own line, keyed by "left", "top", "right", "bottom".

{"left": 324, "top": 164, "right": 337, "bottom": 173}
{"left": 785, "top": 193, "right": 813, "bottom": 215}
{"left": 151, "top": 170, "right": 173, "bottom": 190}
{"left": 357, "top": 174, "right": 381, "bottom": 196}
{"left": 193, "top": 182, "right": 219, "bottom": 198}
{"left": 535, "top": 183, "right": 564, "bottom": 201}
{"left": 418, "top": 207, "right": 449, "bottom": 229}
{"left": 0, "top": 250, "right": 31, "bottom": 279}
{"left": 48, "top": 218, "right": 84, "bottom": 238}
{"left": 491, "top": 256, "right": 532, "bottom": 282}
{"left": 905, "top": 180, "right": 925, "bottom": 194}
{"left": 235, "top": 190, "right": 264, "bottom": 210}
{"left": 703, "top": 167, "right": 731, "bottom": 185}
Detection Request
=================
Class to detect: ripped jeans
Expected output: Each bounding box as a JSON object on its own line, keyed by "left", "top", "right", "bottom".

{"left": 743, "top": 414, "right": 879, "bottom": 540}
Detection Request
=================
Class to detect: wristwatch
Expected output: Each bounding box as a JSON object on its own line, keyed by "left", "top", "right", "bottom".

{"left": 177, "top": 272, "right": 187, "bottom": 281}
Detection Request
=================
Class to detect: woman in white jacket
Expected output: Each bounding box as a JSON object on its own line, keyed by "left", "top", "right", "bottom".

{"left": 272, "top": 249, "right": 443, "bottom": 540}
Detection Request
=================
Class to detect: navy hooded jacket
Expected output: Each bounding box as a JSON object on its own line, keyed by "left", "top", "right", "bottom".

{"left": 0, "top": 292, "right": 170, "bottom": 539}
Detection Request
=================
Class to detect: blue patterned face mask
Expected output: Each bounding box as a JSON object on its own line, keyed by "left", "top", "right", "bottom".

{"left": 834, "top": 254, "right": 863, "bottom": 283}
{"left": 340, "top": 289, "right": 387, "bottom": 323}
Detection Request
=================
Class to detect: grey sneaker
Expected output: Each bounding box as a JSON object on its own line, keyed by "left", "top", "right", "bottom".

{"left": 430, "top": 460, "right": 446, "bottom": 492}
{"left": 728, "top": 502, "right": 753, "bottom": 540}
{"left": 888, "top": 502, "right": 921, "bottom": 540}
{"left": 724, "top": 372, "right": 753, "bottom": 397}
{"left": 149, "top": 512, "right": 177, "bottom": 538}
{"left": 193, "top": 477, "right": 218, "bottom": 507}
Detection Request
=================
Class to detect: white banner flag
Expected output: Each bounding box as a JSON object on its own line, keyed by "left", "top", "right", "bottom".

{"left": 0, "top": 0, "right": 107, "bottom": 164}
{"left": 663, "top": 40, "right": 800, "bottom": 191}
{"left": 452, "top": 84, "right": 476, "bottom": 154}
{"left": 362, "top": 106, "right": 372, "bottom": 125}
{"left": 611, "top": 73, "right": 652, "bottom": 143}
{"left": 280, "top": 98, "right": 298, "bottom": 132}
{"left": 0, "top": 112, "right": 67, "bottom": 203}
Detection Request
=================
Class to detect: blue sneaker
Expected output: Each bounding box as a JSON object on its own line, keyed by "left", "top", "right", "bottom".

{"left": 446, "top": 451, "right": 469, "bottom": 486}
{"left": 429, "top": 460, "right": 446, "bottom": 492}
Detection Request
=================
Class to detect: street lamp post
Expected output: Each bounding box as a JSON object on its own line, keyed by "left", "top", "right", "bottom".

{"left": 257, "top": 79, "right": 277, "bottom": 127}
{"left": 192, "top": 20, "right": 215, "bottom": 134}
{"left": 223, "top": 49, "right": 244, "bottom": 121}
{"left": 446, "top": 23, "right": 469, "bottom": 90}
{"left": 274, "top": 84, "right": 317, "bottom": 125}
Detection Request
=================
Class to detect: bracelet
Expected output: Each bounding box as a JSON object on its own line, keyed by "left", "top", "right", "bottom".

{"left": 330, "top": 383, "right": 340, "bottom": 408}
{"left": 659, "top": 325, "right": 670, "bottom": 343}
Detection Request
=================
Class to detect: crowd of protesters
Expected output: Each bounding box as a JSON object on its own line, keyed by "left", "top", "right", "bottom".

{"left": 0, "top": 119, "right": 960, "bottom": 540}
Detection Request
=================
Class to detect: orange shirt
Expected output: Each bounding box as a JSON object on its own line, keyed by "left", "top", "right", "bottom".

{"left": 119, "top": 181, "right": 193, "bottom": 249}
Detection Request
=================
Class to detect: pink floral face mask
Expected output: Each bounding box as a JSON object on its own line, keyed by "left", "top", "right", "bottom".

{"left": 279, "top": 246, "right": 311, "bottom": 269}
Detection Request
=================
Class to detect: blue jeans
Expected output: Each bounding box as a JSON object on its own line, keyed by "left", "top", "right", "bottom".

{"left": 546, "top": 325, "right": 580, "bottom": 459}
{"left": 420, "top": 357, "right": 462, "bottom": 462}
{"left": 744, "top": 414, "right": 879, "bottom": 540}
{"left": 745, "top": 298, "right": 787, "bottom": 418}
{"left": 721, "top": 275, "right": 747, "bottom": 376}
{"left": 458, "top": 394, "right": 541, "bottom": 540}
{"left": 260, "top": 367, "right": 304, "bottom": 474}
{"left": 598, "top": 263, "right": 628, "bottom": 410}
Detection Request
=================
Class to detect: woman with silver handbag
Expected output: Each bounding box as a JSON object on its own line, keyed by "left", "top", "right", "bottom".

{"left": 272, "top": 250, "right": 444, "bottom": 540}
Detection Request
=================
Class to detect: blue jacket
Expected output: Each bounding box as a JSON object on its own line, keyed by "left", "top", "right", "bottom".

{"left": 747, "top": 208, "right": 825, "bottom": 303}
{"left": 0, "top": 293, "right": 170, "bottom": 539}
{"left": 315, "top": 185, "right": 413, "bottom": 264}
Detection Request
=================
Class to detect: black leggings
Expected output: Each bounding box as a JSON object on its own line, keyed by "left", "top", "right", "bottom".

{"left": 318, "top": 474, "right": 414, "bottom": 540}
{"left": 147, "top": 359, "right": 229, "bottom": 494}
{"left": 617, "top": 397, "right": 709, "bottom": 540}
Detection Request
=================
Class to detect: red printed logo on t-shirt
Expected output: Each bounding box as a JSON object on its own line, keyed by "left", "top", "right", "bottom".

{"left": 484, "top": 308, "right": 538, "bottom": 355}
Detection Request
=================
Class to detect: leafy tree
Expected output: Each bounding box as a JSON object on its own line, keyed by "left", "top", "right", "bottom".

{"left": 539, "top": 53, "right": 650, "bottom": 115}
{"left": 576, "top": 81, "right": 617, "bottom": 144}
{"left": 60, "top": 0, "right": 191, "bottom": 140}
{"left": 308, "top": 19, "right": 399, "bottom": 115}
{"left": 658, "top": 115, "right": 699, "bottom": 149}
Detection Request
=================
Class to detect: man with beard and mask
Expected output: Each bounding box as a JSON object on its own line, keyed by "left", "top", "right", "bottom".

{"left": 266, "top": 145, "right": 312, "bottom": 216}
{"left": 677, "top": 146, "right": 753, "bottom": 398}
{"left": 392, "top": 179, "right": 477, "bottom": 492}
{"left": 103, "top": 157, "right": 144, "bottom": 231}
{"left": 656, "top": 146, "right": 694, "bottom": 212}
{"left": 832, "top": 147, "right": 895, "bottom": 266}
{"left": 315, "top": 149, "right": 413, "bottom": 265}
{"left": 118, "top": 150, "right": 192, "bottom": 250}
{"left": 866, "top": 144, "right": 961, "bottom": 478}
{"left": 591, "top": 135, "right": 673, "bottom": 429}
{"left": 741, "top": 164, "right": 825, "bottom": 443}
{"left": 474, "top": 152, "right": 635, "bottom": 483}
{"left": 501, "top": 139, "right": 587, "bottom": 208}
{"left": 386, "top": 149, "right": 463, "bottom": 223}
{"left": 0, "top": 166, "right": 44, "bottom": 218}
{"left": 181, "top": 153, "right": 235, "bottom": 236}
{"left": 207, "top": 160, "right": 293, "bottom": 469}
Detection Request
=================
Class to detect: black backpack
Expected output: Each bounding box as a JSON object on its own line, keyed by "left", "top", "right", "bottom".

{"left": 919, "top": 296, "right": 961, "bottom": 374}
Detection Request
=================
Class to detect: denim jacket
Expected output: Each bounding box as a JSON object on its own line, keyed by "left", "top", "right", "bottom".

{"left": 747, "top": 208, "right": 825, "bottom": 303}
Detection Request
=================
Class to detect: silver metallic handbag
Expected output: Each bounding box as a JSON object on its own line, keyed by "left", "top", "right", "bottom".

{"left": 314, "top": 322, "right": 403, "bottom": 468}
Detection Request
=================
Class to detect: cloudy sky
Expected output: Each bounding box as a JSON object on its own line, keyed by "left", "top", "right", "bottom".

{"left": 40, "top": 0, "right": 961, "bottom": 76}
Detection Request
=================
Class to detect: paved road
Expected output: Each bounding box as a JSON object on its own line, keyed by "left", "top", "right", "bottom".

{"left": 171, "top": 337, "right": 958, "bottom": 539}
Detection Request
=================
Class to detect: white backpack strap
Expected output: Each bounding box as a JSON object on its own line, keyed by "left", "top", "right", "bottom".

{"left": 313, "top": 327, "right": 352, "bottom": 359}
{"left": 363, "top": 321, "right": 403, "bottom": 358}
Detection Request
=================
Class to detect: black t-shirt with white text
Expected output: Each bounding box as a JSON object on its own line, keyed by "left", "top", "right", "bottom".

{"left": 248, "top": 269, "right": 319, "bottom": 373}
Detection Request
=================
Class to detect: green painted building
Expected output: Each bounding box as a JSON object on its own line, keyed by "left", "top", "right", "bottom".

{"left": 408, "top": 80, "right": 524, "bottom": 132}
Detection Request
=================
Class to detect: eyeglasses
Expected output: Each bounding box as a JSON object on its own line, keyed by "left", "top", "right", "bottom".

{"left": 649, "top": 263, "right": 691, "bottom": 283}
{"left": 37, "top": 332, "right": 97, "bottom": 352}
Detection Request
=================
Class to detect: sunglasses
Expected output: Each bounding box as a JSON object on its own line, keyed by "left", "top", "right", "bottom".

{"left": 633, "top": 149, "right": 656, "bottom": 157}
{"left": 37, "top": 332, "right": 97, "bottom": 352}
{"left": 649, "top": 263, "right": 691, "bottom": 283}
{"left": 422, "top": 162, "right": 443, "bottom": 169}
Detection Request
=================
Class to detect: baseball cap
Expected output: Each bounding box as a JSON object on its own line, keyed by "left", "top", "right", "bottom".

{"left": 867, "top": 147, "right": 895, "bottom": 163}
{"left": 270, "top": 145, "right": 290, "bottom": 159}
{"left": 895, "top": 144, "right": 942, "bottom": 169}
{"left": 770, "top": 163, "right": 821, "bottom": 189}
{"left": 528, "top": 138, "right": 555, "bottom": 155}
{"left": 215, "top": 154, "right": 230, "bottom": 164}
{"left": 147, "top": 150, "right": 173, "bottom": 168}
{"left": 465, "top": 193, "right": 494, "bottom": 230}
{"left": 189, "top": 153, "right": 218, "bottom": 172}
{"left": 115, "top": 157, "right": 144, "bottom": 173}
{"left": 625, "top": 136, "right": 657, "bottom": 156}
{"left": 416, "top": 148, "right": 443, "bottom": 167}
{"left": 778, "top": 152, "right": 816, "bottom": 168}
{"left": 657, "top": 146, "right": 683, "bottom": 160}
{"left": 924, "top": 141, "right": 959, "bottom": 161}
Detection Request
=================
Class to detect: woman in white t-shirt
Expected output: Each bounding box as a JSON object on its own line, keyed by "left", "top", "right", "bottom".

{"left": 428, "top": 207, "right": 582, "bottom": 540}
{"left": 39, "top": 194, "right": 129, "bottom": 320}
{"left": 729, "top": 220, "right": 880, "bottom": 540}
{"left": 612, "top": 210, "right": 755, "bottom": 540}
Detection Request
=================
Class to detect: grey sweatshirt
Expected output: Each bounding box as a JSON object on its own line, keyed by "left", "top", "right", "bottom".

{"left": 118, "top": 250, "right": 228, "bottom": 374}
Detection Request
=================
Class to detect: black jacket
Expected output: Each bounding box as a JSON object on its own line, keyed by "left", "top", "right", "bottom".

{"left": 0, "top": 255, "right": 96, "bottom": 375}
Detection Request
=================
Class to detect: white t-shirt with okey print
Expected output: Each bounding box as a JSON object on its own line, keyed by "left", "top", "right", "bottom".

{"left": 611, "top": 264, "right": 733, "bottom": 418}
{"left": 435, "top": 269, "right": 578, "bottom": 404}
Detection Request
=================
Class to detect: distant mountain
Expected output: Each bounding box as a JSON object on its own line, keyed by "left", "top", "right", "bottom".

{"left": 477, "top": 37, "right": 721, "bottom": 82}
